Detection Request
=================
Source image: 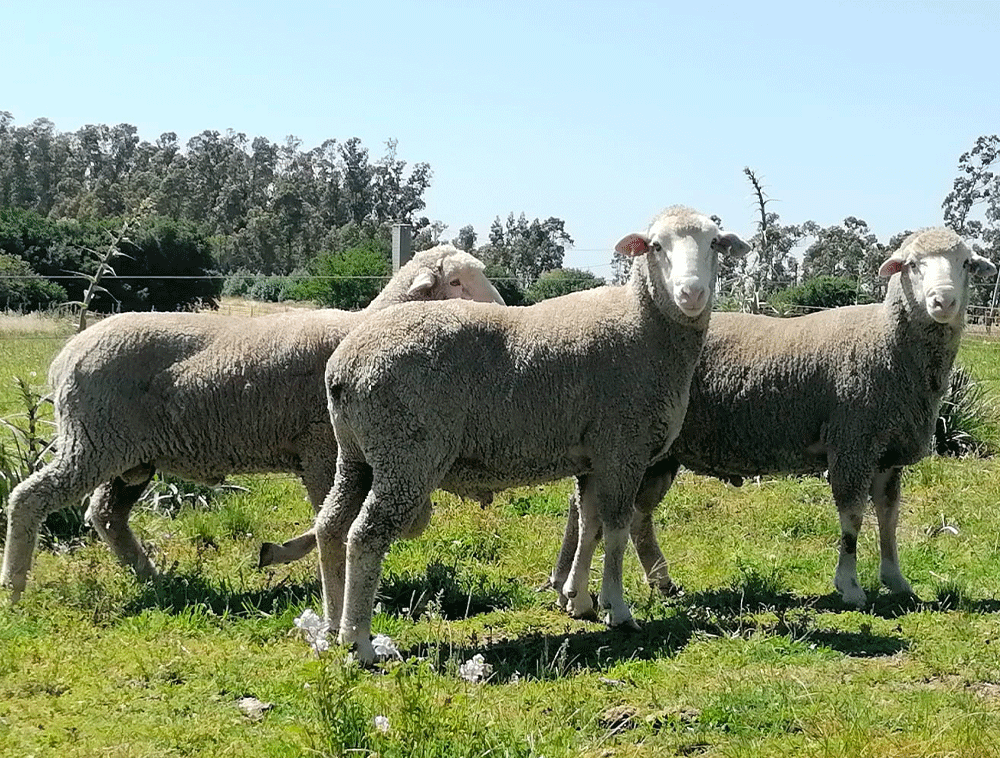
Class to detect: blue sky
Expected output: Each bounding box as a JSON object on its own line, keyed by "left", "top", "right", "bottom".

{"left": 4, "top": 1, "right": 998, "bottom": 273}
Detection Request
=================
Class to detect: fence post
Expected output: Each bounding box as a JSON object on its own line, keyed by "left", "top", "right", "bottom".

{"left": 392, "top": 223, "right": 412, "bottom": 273}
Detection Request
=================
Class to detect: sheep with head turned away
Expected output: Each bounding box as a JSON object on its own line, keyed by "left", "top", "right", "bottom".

{"left": 550, "top": 227, "right": 996, "bottom": 608}
{"left": 316, "top": 205, "right": 750, "bottom": 663}
{"left": 0, "top": 244, "right": 504, "bottom": 602}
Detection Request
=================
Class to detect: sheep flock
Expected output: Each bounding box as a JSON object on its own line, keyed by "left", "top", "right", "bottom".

{"left": 1, "top": 207, "right": 995, "bottom": 667}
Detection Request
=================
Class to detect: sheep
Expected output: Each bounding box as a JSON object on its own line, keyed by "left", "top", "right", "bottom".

{"left": 550, "top": 227, "right": 996, "bottom": 607}
{"left": 315, "top": 206, "right": 750, "bottom": 663}
{"left": 1, "top": 244, "right": 504, "bottom": 602}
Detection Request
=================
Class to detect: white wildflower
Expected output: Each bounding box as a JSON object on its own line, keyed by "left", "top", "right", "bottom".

{"left": 374, "top": 715, "right": 390, "bottom": 733}
{"left": 458, "top": 653, "right": 493, "bottom": 683}
{"left": 510, "top": 671, "right": 521, "bottom": 684}
{"left": 371, "top": 633, "right": 402, "bottom": 660}
{"left": 293, "top": 608, "right": 330, "bottom": 655}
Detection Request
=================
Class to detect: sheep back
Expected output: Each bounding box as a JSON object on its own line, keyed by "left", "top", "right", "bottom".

{"left": 51, "top": 309, "right": 361, "bottom": 482}
{"left": 672, "top": 304, "right": 958, "bottom": 479}
{"left": 329, "top": 282, "right": 704, "bottom": 495}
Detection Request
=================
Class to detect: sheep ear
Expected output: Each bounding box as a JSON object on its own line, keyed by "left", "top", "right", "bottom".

{"left": 616, "top": 234, "right": 651, "bottom": 257}
{"left": 407, "top": 269, "right": 438, "bottom": 296}
{"left": 878, "top": 257, "right": 904, "bottom": 277}
{"left": 970, "top": 252, "right": 998, "bottom": 278}
{"left": 713, "top": 233, "right": 751, "bottom": 256}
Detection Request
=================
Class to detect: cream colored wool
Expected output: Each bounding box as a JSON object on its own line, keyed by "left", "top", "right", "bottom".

{"left": 1, "top": 245, "right": 503, "bottom": 601}
{"left": 552, "top": 227, "right": 997, "bottom": 607}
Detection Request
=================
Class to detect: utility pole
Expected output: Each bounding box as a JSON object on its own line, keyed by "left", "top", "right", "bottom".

{"left": 392, "top": 223, "right": 412, "bottom": 272}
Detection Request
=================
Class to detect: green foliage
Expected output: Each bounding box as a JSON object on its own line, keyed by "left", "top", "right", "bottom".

{"left": 0, "top": 115, "right": 435, "bottom": 277}
{"left": 484, "top": 213, "right": 573, "bottom": 289}
{"left": 0, "top": 253, "right": 66, "bottom": 310}
{"left": 935, "top": 364, "right": 997, "bottom": 457}
{"left": 482, "top": 264, "right": 527, "bottom": 306}
{"left": 0, "top": 208, "right": 220, "bottom": 313}
{"left": 0, "top": 374, "right": 87, "bottom": 546}
{"left": 290, "top": 243, "right": 391, "bottom": 310}
{"left": 769, "top": 275, "right": 868, "bottom": 313}
{"left": 524, "top": 267, "right": 605, "bottom": 303}
{"left": 107, "top": 216, "right": 221, "bottom": 312}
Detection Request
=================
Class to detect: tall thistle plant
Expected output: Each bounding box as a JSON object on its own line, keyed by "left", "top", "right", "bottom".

{"left": 0, "top": 375, "right": 65, "bottom": 543}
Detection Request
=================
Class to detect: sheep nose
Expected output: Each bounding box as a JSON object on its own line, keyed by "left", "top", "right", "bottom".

{"left": 931, "top": 292, "right": 957, "bottom": 313}
{"left": 677, "top": 283, "right": 707, "bottom": 312}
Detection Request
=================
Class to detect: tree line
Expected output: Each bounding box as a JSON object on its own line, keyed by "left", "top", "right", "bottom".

{"left": 613, "top": 148, "right": 1000, "bottom": 315}
{"left": 0, "top": 113, "right": 591, "bottom": 312}
{"left": 0, "top": 112, "right": 997, "bottom": 314}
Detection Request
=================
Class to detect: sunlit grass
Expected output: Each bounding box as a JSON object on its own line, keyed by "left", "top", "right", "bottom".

{"left": 4, "top": 330, "right": 1000, "bottom": 755}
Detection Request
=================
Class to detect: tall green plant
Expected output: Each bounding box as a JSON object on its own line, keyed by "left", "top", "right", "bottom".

{"left": 935, "top": 365, "right": 997, "bottom": 457}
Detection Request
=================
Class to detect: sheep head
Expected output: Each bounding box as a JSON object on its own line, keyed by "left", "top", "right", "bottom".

{"left": 616, "top": 206, "right": 750, "bottom": 318}
{"left": 406, "top": 244, "right": 506, "bottom": 304}
{"left": 878, "top": 228, "right": 996, "bottom": 325}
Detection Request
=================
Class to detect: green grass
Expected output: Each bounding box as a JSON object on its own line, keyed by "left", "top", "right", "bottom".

{"left": 4, "top": 322, "right": 1000, "bottom": 755}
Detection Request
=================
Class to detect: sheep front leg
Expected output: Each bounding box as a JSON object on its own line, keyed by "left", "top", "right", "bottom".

{"left": 872, "top": 467, "right": 914, "bottom": 596}
{"left": 561, "top": 475, "right": 600, "bottom": 620}
{"left": 599, "top": 523, "right": 638, "bottom": 630}
{"left": 829, "top": 460, "right": 870, "bottom": 607}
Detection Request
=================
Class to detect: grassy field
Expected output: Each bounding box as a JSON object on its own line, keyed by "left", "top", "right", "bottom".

{"left": 3, "top": 314, "right": 1000, "bottom": 756}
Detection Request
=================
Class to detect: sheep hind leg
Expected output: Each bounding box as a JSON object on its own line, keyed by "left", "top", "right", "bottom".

{"left": 340, "top": 481, "right": 430, "bottom": 665}
{"left": 872, "top": 467, "right": 914, "bottom": 596}
{"left": 2, "top": 456, "right": 105, "bottom": 602}
{"left": 258, "top": 529, "right": 317, "bottom": 569}
{"left": 257, "top": 495, "right": 427, "bottom": 570}
{"left": 315, "top": 458, "right": 372, "bottom": 639}
{"left": 86, "top": 465, "right": 156, "bottom": 580}
{"left": 630, "top": 457, "right": 681, "bottom": 596}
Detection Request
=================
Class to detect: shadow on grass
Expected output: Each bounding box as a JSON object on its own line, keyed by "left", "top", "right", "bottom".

{"left": 124, "top": 572, "right": 318, "bottom": 618}
{"left": 410, "top": 604, "right": 909, "bottom": 683}
{"left": 377, "top": 560, "right": 531, "bottom": 620}
{"left": 120, "top": 559, "right": 527, "bottom": 621}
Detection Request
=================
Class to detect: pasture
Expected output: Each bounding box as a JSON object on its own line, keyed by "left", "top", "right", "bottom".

{"left": 3, "top": 313, "right": 1000, "bottom": 757}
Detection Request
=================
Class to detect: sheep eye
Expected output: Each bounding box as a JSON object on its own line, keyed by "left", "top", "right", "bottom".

{"left": 908, "top": 260, "right": 920, "bottom": 270}
{"left": 449, "top": 279, "right": 461, "bottom": 287}
{"left": 651, "top": 241, "right": 662, "bottom": 252}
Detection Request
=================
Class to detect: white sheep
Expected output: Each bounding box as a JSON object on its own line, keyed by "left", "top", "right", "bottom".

{"left": 316, "top": 206, "right": 750, "bottom": 663}
{"left": 551, "top": 227, "right": 996, "bottom": 607}
{"left": 1, "top": 245, "right": 504, "bottom": 602}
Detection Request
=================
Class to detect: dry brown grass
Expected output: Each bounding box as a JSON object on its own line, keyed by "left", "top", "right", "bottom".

{"left": 0, "top": 310, "right": 75, "bottom": 335}
{"left": 214, "top": 296, "right": 317, "bottom": 317}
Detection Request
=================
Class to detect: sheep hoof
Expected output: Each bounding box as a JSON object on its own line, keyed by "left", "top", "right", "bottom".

{"left": 575, "top": 608, "right": 600, "bottom": 623}
{"left": 258, "top": 543, "right": 278, "bottom": 569}
{"left": 610, "top": 617, "right": 642, "bottom": 633}
{"left": 652, "top": 579, "right": 683, "bottom": 598}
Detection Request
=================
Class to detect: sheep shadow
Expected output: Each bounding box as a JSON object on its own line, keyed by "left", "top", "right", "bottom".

{"left": 120, "top": 558, "right": 526, "bottom": 621}
{"left": 375, "top": 560, "right": 529, "bottom": 620}
{"left": 409, "top": 603, "right": 909, "bottom": 684}
{"left": 124, "top": 572, "right": 318, "bottom": 618}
